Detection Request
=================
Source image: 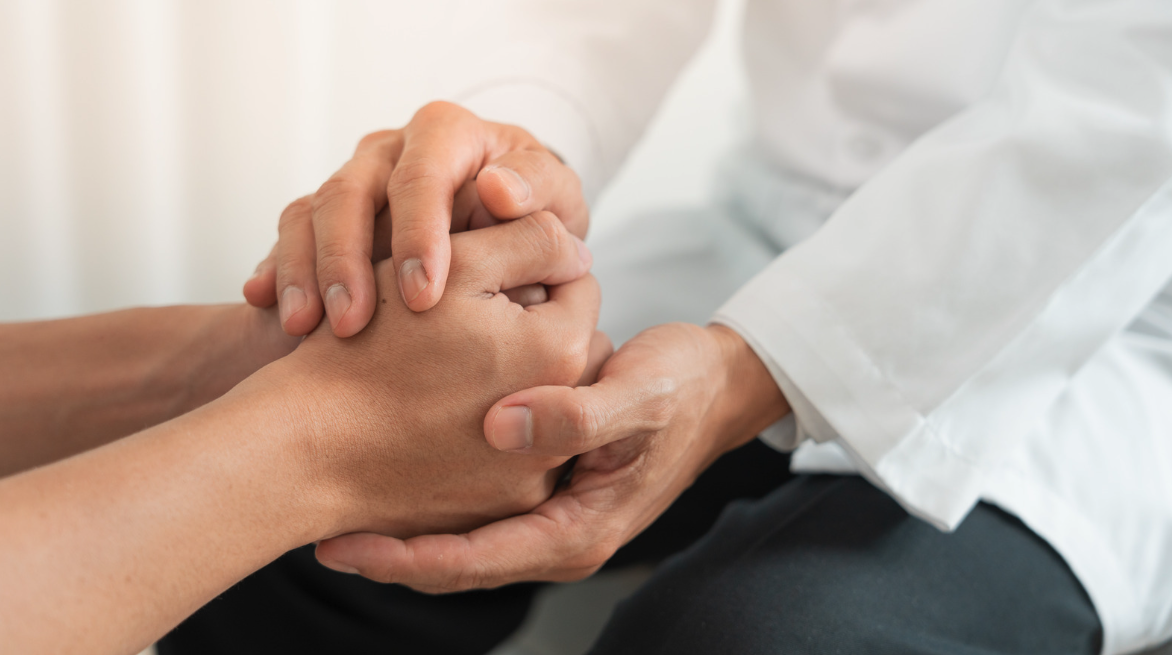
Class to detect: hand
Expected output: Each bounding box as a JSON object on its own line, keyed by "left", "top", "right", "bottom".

{"left": 257, "top": 212, "right": 601, "bottom": 540}
{"left": 242, "top": 101, "right": 589, "bottom": 338}
{"left": 313, "top": 323, "right": 790, "bottom": 589}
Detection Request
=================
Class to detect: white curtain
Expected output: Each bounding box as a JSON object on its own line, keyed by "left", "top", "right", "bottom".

{"left": 0, "top": 0, "right": 745, "bottom": 322}
{"left": 0, "top": 0, "right": 459, "bottom": 321}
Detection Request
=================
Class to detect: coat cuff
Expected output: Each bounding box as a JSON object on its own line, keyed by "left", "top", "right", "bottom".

{"left": 712, "top": 270, "right": 984, "bottom": 532}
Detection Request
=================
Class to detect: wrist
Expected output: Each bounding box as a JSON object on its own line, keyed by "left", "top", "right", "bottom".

{"left": 216, "top": 359, "right": 350, "bottom": 543}
{"left": 178, "top": 304, "right": 300, "bottom": 412}
{"left": 244, "top": 346, "right": 412, "bottom": 541}
{"left": 706, "top": 324, "right": 790, "bottom": 454}
{"left": 216, "top": 303, "right": 301, "bottom": 373}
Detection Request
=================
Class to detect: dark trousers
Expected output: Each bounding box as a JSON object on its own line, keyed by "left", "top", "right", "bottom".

{"left": 159, "top": 442, "right": 1101, "bottom": 654}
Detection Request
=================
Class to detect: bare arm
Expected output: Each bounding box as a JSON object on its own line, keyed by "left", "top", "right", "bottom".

{"left": 0, "top": 215, "right": 598, "bottom": 655}
{"left": 0, "top": 373, "right": 324, "bottom": 655}
{"left": 0, "top": 304, "right": 297, "bottom": 476}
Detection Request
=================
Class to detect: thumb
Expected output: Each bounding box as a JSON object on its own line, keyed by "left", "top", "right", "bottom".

{"left": 576, "top": 331, "right": 614, "bottom": 387}
{"left": 484, "top": 368, "right": 666, "bottom": 457}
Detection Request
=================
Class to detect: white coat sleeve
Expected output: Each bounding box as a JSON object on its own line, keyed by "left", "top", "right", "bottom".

{"left": 433, "top": 0, "right": 717, "bottom": 201}
{"left": 712, "top": 0, "right": 1172, "bottom": 531}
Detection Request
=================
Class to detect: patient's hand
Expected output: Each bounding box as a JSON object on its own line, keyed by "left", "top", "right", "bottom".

{"left": 243, "top": 101, "right": 588, "bottom": 338}
{"left": 256, "top": 211, "right": 600, "bottom": 540}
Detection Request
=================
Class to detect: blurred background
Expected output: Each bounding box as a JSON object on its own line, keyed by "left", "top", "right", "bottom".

{"left": 0, "top": 0, "right": 747, "bottom": 322}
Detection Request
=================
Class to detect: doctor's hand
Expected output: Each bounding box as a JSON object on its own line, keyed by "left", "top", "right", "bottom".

{"left": 313, "top": 323, "right": 790, "bottom": 589}
{"left": 243, "top": 101, "right": 588, "bottom": 338}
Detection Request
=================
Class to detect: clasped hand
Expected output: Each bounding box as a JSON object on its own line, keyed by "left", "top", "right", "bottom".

{"left": 253, "top": 212, "right": 602, "bottom": 541}
{"left": 245, "top": 101, "right": 787, "bottom": 590}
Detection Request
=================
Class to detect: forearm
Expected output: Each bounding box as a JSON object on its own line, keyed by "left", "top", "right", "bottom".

{"left": 0, "top": 367, "right": 335, "bottom": 655}
{"left": 0, "top": 304, "right": 296, "bottom": 476}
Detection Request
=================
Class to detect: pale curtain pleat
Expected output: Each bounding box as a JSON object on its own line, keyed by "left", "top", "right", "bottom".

{"left": 0, "top": 0, "right": 451, "bottom": 321}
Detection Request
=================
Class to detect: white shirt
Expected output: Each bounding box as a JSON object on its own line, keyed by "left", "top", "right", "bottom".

{"left": 439, "top": 1, "right": 1172, "bottom": 652}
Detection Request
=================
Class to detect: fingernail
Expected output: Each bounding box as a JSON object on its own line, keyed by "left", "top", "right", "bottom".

{"left": 319, "top": 558, "right": 359, "bottom": 575}
{"left": 280, "top": 286, "right": 307, "bottom": 326}
{"left": 399, "top": 258, "right": 430, "bottom": 304}
{"left": 325, "top": 284, "right": 352, "bottom": 326}
{"left": 491, "top": 405, "right": 533, "bottom": 451}
{"left": 573, "top": 235, "right": 592, "bottom": 269}
{"left": 485, "top": 166, "right": 530, "bottom": 204}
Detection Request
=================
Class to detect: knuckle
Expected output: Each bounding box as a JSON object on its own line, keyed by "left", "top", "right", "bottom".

{"left": 551, "top": 326, "right": 590, "bottom": 370}
{"left": 500, "top": 123, "right": 538, "bottom": 145}
{"left": 355, "top": 129, "right": 395, "bottom": 153}
{"left": 278, "top": 196, "right": 313, "bottom": 229}
{"left": 388, "top": 157, "right": 443, "bottom": 198}
{"left": 412, "top": 100, "right": 463, "bottom": 125}
{"left": 394, "top": 217, "right": 441, "bottom": 246}
{"left": 532, "top": 322, "right": 570, "bottom": 364}
{"left": 551, "top": 342, "right": 588, "bottom": 386}
{"left": 313, "top": 175, "right": 364, "bottom": 214}
{"left": 564, "top": 401, "right": 601, "bottom": 452}
{"left": 274, "top": 257, "right": 311, "bottom": 285}
{"left": 520, "top": 211, "right": 565, "bottom": 262}
{"left": 315, "top": 240, "right": 362, "bottom": 275}
{"left": 526, "top": 210, "right": 563, "bottom": 240}
{"left": 565, "top": 336, "right": 590, "bottom": 369}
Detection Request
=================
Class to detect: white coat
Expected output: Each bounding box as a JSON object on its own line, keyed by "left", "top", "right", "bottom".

{"left": 438, "top": 1, "right": 1172, "bottom": 652}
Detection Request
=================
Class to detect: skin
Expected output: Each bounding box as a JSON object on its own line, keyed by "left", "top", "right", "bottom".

{"left": 316, "top": 323, "right": 790, "bottom": 589}
{"left": 0, "top": 303, "right": 297, "bottom": 477}
{"left": 243, "top": 101, "right": 588, "bottom": 337}
{"left": 0, "top": 215, "right": 601, "bottom": 654}
{"left": 246, "top": 101, "right": 791, "bottom": 591}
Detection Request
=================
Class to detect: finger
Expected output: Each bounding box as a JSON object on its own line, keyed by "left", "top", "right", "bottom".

{"left": 311, "top": 133, "right": 401, "bottom": 337}
{"left": 523, "top": 273, "right": 600, "bottom": 335}
{"left": 516, "top": 275, "right": 602, "bottom": 393}
{"left": 451, "top": 211, "right": 592, "bottom": 294}
{"left": 388, "top": 102, "right": 488, "bottom": 312}
{"left": 502, "top": 284, "right": 548, "bottom": 307}
{"left": 484, "top": 363, "right": 668, "bottom": 456}
{"left": 477, "top": 149, "right": 589, "bottom": 238}
{"left": 371, "top": 205, "right": 393, "bottom": 263}
{"left": 274, "top": 197, "right": 325, "bottom": 336}
{"left": 577, "top": 331, "right": 613, "bottom": 386}
{"left": 242, "top": 244, "right": 278, "bottom": 308}
{"left": 451, "top": 178, "right": 498, "bottom": 234}
{"left": 315, "top": 493, "right": 609, "bottom": 592}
